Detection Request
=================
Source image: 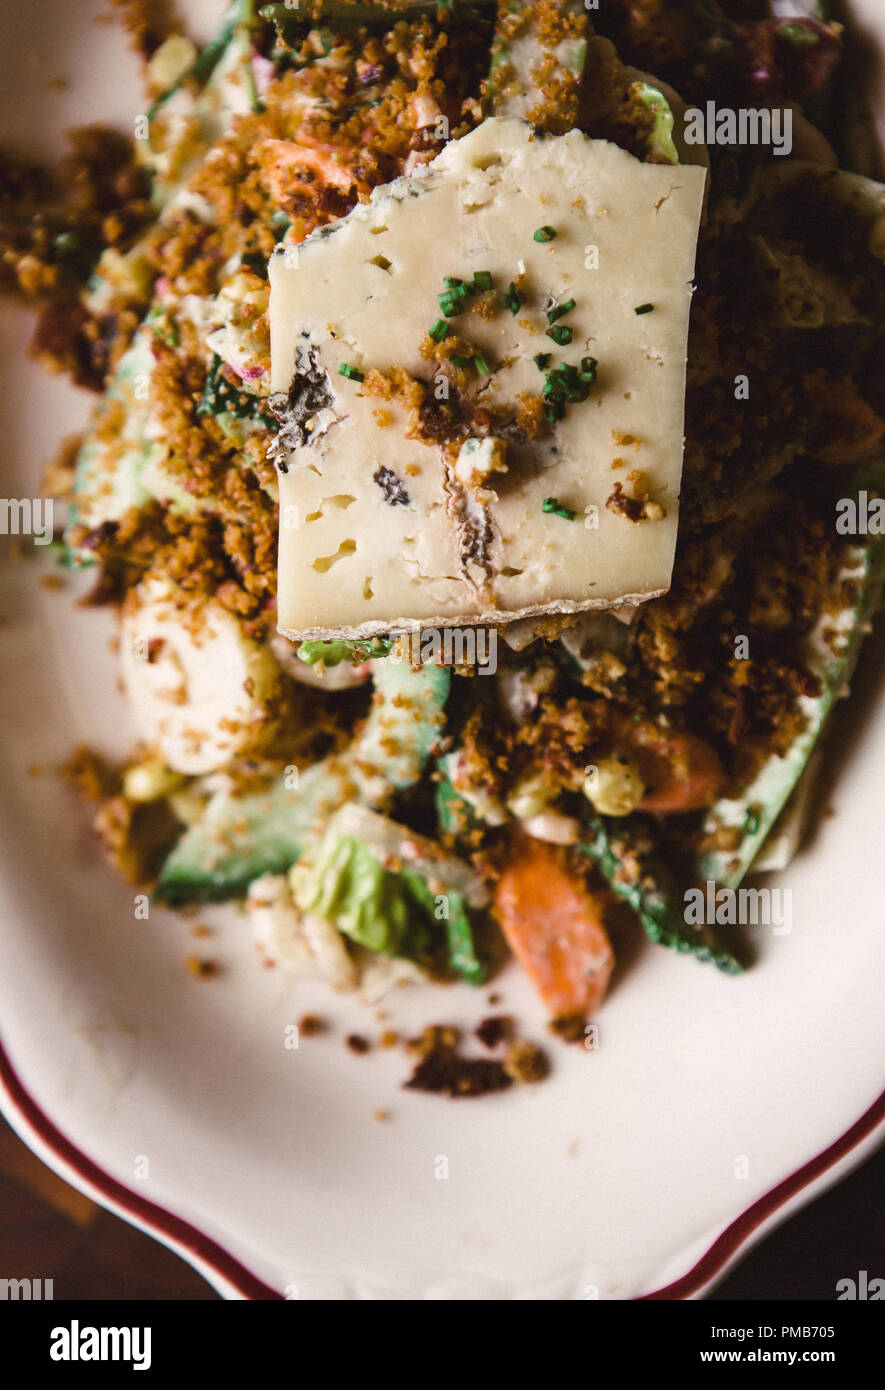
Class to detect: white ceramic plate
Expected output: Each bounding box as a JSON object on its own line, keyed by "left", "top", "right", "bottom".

{"left": 1, "top": 1, "right": 883, "bottom": 1301}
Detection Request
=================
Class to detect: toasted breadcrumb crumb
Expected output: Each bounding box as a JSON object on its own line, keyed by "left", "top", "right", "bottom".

{"left": 503, "top": 1040, "right": 549, "bottom": 1084}
{"left": 185, "top": 956, "right": 220, "bottom": 979}
{"left": 299, "top": 1014, "right": 326, "bottom": 1037}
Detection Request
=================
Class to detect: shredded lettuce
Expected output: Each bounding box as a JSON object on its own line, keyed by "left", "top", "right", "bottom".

{"left": 297, "top": 637, "right": 394, "bottom": 667}
{"left": 630, "top": 81, "right": 679, "bottom": 165}
{"left": 291, "top": 806, "right": 487, "bottom": 981}
{"left": 440, "top": 891, "right": 486, "bottom": 985}
{"left": 435, "top": 773, "right": 481, "bottom": 836}
{"left": 293, "top": 832, "right": 433, "bottom": 958}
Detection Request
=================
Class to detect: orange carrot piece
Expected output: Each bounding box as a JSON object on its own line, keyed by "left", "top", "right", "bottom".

{"left": 493, "top": 841, "right": 614, "bottom": 1020}
{"left": 637, "top": 731, "right": 726, "bottom": 814}
{"left": 257, "top": 137, "right": 367, "bottom": 203}
{"left": 611, "top": 716, "right": 725, "bottom": 814}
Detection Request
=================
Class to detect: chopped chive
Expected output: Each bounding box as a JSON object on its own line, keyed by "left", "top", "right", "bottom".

{"left": 744, "top": 808, "right": 760, "bottom": 835}
{"left": 449, "top": 355, "right": 473, "bottom": 369}
{"left": 439, "top": 294, "right": 463, "bottom": 317}
{"left": 472, "top": 271, "right": 494, "bottom": 291}
{"left": 634, "top": 303, "right": 654, "bottom": 315}
{"left": 501, "top": 282, "right": 521, "bottom": 315}
{"left": 543, "top": 360, "right": 596, "bottom": 409}
{"left": 534, "top": 352, "right": 552, "bottom": 369}
{"left": 547, "top": 298, "right": 576, "bottom": 325}
{"left": 534, "top": 226, "right": 557, "bottom": 243}
{"left": 542, "top": 496, "right": 576, "bottom": 519}
{"left": 580, "top": 355, "right": 598, "bottom": 377}
{"left": 546, "top": 324, "right": 573, "bottom": 346}
{"left": 429, "top": 318, "right": 450, "bottom": 342}
{"left": 442, "top": 279, "right": 471, "bottom": 302}
{"left": 474, "top": 355, "right": 491, "bottom": 376}
{"left": 338, "top": 363, "right": 364, "bottom": 381}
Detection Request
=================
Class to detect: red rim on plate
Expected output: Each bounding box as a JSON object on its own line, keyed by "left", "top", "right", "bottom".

{"left": 1, "top": 1035, "right": 882, "bottom": 1300}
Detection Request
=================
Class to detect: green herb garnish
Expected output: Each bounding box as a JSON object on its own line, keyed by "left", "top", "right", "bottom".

{"left": 540, "top": 356, "right": 598, "bottom": 419}
{"left": 542, "top": 497, "right": 576, "bottom": 520}
{"left": 501, "top": 282, "right": 521, "bottom": 315}
{"left": 550, "top": 364, "right": 585, "bottom": 399}
{"left": 439, "top": 293, "right": 464, "bottom": 317}
{"left": 534, "top": 226, "right": 557, "bottom": 243}
{"left": 547, "top": 298, "right": 576, "bottom": 325}
{"left": 439, "top": 274, "right": 486, "bottom": 317}
{"left": 580, "top": 356, "right": 598, "bottom": 382}
{"left": 546, "top": 324, "right": 573, "bottom": 345}
{"left": 297, "top": 637, "right": 394, "bottom": 668}
{"left": 534, "top": 352, "right": 551, "bottom": 370}
{"left": 338, "top": 363, "right": 365, "bottom": 381}
{"left": 634, "top": 303, "right": 654, "bottom": 315}
{"left": 429, "top": 318, "right": 450, "bottom": 342}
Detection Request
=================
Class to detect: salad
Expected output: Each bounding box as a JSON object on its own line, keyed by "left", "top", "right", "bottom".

{"left": 4, "top": 0, "right": 884, "bottom": 1093}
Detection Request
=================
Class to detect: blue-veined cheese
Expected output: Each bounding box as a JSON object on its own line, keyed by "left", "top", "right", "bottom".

{"left": 269, "top": 118, "right": 706, "bottom": 639}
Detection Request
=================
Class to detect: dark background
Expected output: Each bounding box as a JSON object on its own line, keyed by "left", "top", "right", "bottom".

{"left": 1, "top": 1114, "right": 881, "bottom": 1299}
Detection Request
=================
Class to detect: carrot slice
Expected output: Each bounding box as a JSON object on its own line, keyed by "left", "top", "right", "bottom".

{"left": 611, "top": 716, "right": 725, "bottom": 814}
{"left": 637, "top": 731, "right": 725, "bottom": 813}
{"left": 257, "top": 137, "right": 368, "bottom": 203}
{"left": 493, "top": 841, "right": 614, "bottom": 1020}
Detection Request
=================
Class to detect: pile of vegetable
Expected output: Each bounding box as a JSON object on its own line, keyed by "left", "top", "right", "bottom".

{"left": 12, "top": 0, "right": 883, "bottom": 1038}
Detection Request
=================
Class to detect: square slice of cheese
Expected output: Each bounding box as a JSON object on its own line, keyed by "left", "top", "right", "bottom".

{"left": 269, "top": 117, "right": 706, "bottom": 640}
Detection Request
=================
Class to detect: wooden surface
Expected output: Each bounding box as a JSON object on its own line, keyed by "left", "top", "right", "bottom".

{"left": 0, "top": 1117, "right": 218, "bottom": 1300}
{"left": 0, "top": 1114, "right": 881, "bottom": 1299}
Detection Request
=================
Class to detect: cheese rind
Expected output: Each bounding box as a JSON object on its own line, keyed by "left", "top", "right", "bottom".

{"left": 269, "top": 118, "right": 706, "bottom": 639}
